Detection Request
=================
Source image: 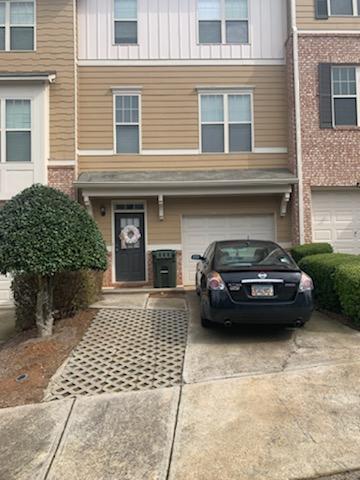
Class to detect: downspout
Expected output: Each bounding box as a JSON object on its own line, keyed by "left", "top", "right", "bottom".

{"left": 290, "top": 0, "right": 305, "bottom": 244}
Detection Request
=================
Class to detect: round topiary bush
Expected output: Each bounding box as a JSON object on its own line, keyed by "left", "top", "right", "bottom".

{"left": 0, "top": 184, "right": 107, "bottom": 337}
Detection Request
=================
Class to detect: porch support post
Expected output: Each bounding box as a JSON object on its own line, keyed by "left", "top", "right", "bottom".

{"left": 83, "top": 194, "right": 93, "bottom": 217}
{"left": 158, "top": 194, "right": 164, "bottom": 221}
{"left": 280, "top": 192, "right": 291, "bottom": 217}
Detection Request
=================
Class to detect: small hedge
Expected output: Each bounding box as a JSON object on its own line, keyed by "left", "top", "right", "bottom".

{"left": 12, "top": 270, "right": 103, "bottom": 331}
{"left": 298, "top": 253, "right": 357, "bottom": 312}
{"left": 290, "top": 243, "right": 333, "bottom": 263}
{"left": 335, "top": 264, "right": 360, "bottom": 326}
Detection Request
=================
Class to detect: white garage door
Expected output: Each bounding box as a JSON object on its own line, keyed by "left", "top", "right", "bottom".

{"left": 182, "top": 214, "right": 275, "bottom": 286}
{"left": 312, "top": 191, "right": 360, "bottom": 254}
{"left": 0, "top": 275, "right": 12, "bottom": 305}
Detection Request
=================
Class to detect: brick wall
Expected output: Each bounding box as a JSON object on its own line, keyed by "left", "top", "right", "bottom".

{"left": 287, "top": 34, "right": 360, "bottom": 243}
{"left": 297, "top": 34, "right": 360, "bottom": 242}
{"left": 48, "top": 167, "right": 75, "bottom": 198}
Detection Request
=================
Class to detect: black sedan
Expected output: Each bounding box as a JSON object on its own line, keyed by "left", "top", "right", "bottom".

{"left": 192, "top": 240, "right": 314, "bottom": 328}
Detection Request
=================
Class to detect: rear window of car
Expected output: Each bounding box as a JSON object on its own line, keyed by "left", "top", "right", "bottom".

{"left": 214, "top": 241, "right": 298, "bottom": 271}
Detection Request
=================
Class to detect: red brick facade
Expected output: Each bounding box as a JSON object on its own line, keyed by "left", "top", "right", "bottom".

{"left": 48, "top": 166, "right": 76, "bottom": 198}
{"left": 289, "top": 34, "right": 360, "bottom": 242}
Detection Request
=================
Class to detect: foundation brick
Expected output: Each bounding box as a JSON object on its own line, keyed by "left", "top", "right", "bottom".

{"left": 48, "top": 166, "right": 75, "bottom": 198}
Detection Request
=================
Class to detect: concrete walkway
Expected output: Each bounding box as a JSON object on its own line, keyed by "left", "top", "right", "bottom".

{"left": 0, "top": 308, "right": 15, "bottom": 344}
{"left": 1, "top": 292, "right": 360, "bottom": 480}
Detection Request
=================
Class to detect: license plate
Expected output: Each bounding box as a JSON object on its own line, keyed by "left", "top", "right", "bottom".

{"left": 251, "top": 284, "right": 274, "bottom": 297}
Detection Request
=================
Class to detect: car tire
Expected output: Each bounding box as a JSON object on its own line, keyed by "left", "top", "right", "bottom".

{"left": 201, "top": 316, "right": 213, "bottom": 328}
{"left": 195, "top": 276, "right": 201, "bottom": 296}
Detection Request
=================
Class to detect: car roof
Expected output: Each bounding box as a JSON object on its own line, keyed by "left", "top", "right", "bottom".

{"left": 214, "top": 239, "right": 280, "bottom": 247}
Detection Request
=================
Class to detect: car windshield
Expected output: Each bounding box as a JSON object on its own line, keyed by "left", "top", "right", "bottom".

{"left": 214, "top": 241, "right": 298, "bottom": 271}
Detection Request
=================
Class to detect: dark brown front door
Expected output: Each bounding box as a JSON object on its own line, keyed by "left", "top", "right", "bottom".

{"left": 115, "top": 212, "right": 146, "bottom": 282}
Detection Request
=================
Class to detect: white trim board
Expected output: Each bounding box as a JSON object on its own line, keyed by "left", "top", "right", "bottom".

{"left": 78, "top": 147, "right": 288, "bottom": 156}
{"left": 78, "top": 59, "right": 286, "bottom": 67}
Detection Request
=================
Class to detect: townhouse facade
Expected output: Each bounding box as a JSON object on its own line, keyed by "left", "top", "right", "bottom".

{"left": 75, "top": 0, "right": 296, "bottom": 287}
{"left": 289, "top": 0, "right": 360, "bottom": 252}
{"left": 0, "top": 0, "right": 358, "bottom": 296}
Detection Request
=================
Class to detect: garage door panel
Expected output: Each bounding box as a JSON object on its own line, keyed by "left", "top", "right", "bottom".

{"left": 182, "top": 214, "right": 275, "bottom": 286}
{"left": 312, "top": 191, "right": 360, "bottom": 255}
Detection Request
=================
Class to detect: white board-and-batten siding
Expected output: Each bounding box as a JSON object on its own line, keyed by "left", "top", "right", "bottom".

{"left": 78, "top": 0, "right": 287, "bottom": 62}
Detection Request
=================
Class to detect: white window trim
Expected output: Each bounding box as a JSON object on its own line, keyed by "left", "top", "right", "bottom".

{"left": 331, "top": 65, "right": 360, "bottom": 127}
{"left": 0, "top": 0, "right": 36, "bottom": 52}
{"left": 199, "top": 90, "right": 254, "bottom": 154}
{"left": 0, "top": 96, "right": 33, "bottom": 163}
{"left": 328, "top": 0, "right": 359, "bottom": 16}
{"left": 113, "top": 91, "right": 142, "bottom": 155}
{"left": 197, "top": 0, "right": 250, "bottom": 45}
{"left": 113, "top": 0, "right": 138, "bottom": 46}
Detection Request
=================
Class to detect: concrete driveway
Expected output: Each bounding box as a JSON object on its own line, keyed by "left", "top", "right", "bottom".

{"left": 1, "top": 292, "right": 360, "bottom": 480}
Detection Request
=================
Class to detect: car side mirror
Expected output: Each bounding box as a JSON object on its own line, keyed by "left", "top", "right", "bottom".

{"left": 191, "top": 254, "right": 204, "bottom": 261}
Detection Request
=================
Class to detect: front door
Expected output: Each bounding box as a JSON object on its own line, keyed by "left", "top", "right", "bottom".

{"left": 115, "top": 213, "right": 146, "bottom": 282}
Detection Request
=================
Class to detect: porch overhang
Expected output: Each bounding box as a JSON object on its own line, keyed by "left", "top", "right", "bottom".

{"left": 75, "top": 169, "right": 298, "bottom": 219}
{"left": 0, "top": 72, "right": 57, "bottom": 83}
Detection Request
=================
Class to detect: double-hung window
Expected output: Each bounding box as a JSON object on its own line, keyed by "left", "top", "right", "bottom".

{"left": 198, "top": 0, "right": 249, "bottom": 44}
{"left": 114, "top": 0, "right": 137, "bottom": 44}
{"left": 329, "top": 0, "right": 359, "bottom": 15}
{"left": 200, "top": 92, "right": 252, "bottom": 153}
{"left": 115, "top": 94, "right": 140, "bottom": 154}
{"left": 1, "top": 99, "right": 32, "bottom": 162}
{"left": 332, "top": 66, "right": 358, "bottom": 126}
{"left": 0, "top": 1, "right": 35, "bottom": 51}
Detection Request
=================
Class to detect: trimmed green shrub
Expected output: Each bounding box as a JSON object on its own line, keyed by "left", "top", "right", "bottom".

{"left": 335, "top": 264, "right": 360, "bottom": 326}
{"left": 290, "top": 243, "right": 333, "bottom": 263}
{"left": 12, "top": 270, "right": 103, "bottom": 331}
{"left": 298, "top": 253, "right": 359, "bottom": 312}
{"left": 0, "top": 185, "right": 107, "bottom": 336}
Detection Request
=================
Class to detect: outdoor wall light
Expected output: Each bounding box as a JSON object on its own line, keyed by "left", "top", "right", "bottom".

{"left": 100, "top": 206, "right": 106, "bottom": 217}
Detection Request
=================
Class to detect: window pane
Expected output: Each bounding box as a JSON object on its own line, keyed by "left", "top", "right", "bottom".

{"left": 332, "top": 67, "right": 356, "bottom": 95}
{"left": 202, "top": 124, "right": 224, "bottom": 152}
{"left": 229, "top": 124, "right": 252, "bottom": 152}
{"left": 201, "top": 95, "right": 224, "bottom": 122}
{"left": 116, "top": 125, "right": 139, "bottom": 153}
{"left": 6, "top": 132, "right": 31, "bottom": 162}
{"left": 115, "top": 21, "right": 137, "bottom": 44}
{"left": 116, "top": 95, "right": 139, "bottom": 124}
{"left": 6, "top": 100, "right": 31, "bottom": 129}
{"left": 225, "top": 0, "right": 248, "bottom": 19}
{"left": 114, "top": 0, "right": 137, "bottom": 19}
{"left": 334, "top": 98, "right": 357, "bottom": 125}
{"left": 226, "top": 20, "right": 248, "bottom": 43}
{"left": 10, "top": 27, "right": 34, "bottom": 50}
{"left": 198, "top": 0, "right": 221, "bottom": 20}
{"left": 330, "top": 0, "right": 353, "bottom": 14}
{"left": 10, "top": 2, "right": 34, "bottom": 24}
{"left": 199, "top": 20, "right": 221, "bottom": 43}
{"left": 229, "top": 95, "right": 251, "bottom": 122}
{"left": 0, "top": 27, "right": 4, "bottom": 50}
{"left": 0, "top": 3, "right": 5, "bottom": 24}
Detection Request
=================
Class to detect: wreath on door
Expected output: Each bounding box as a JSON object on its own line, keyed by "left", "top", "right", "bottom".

{"left": 120, "top": 225, "right": 142, "bottom": 249}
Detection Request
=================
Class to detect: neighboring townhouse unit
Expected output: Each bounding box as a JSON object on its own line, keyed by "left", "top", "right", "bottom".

{"left": 75, "top": 0, "right": 297, "bottom": 287}
{"left": 0, "top": 0, "right": 76, "bottom": 302}
{"left": 288, "top": 0, "right": 360, "bottom": 253}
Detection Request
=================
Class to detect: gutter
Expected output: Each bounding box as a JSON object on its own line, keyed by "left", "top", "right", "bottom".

{"left": 290, "top": 0, "right": 305, "bottom": 244}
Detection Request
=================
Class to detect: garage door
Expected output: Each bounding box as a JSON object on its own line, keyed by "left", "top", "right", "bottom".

{"left": 0, "top": 275, "right": 12, "bottom": 305}
{"left": 312, "top": 191, "right": 360, "bottom": 254}
{"left": 182, "top": 214, "right": 275, "bottom": 286}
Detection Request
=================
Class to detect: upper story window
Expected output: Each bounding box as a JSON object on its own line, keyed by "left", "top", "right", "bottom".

{"left": 115, "top": 94, "right": 140, "bottom": 154}
{"left": 198, "top": 0, "right": 249, "bottom": 45}
{"left": 114, "top": 0, "right": 137, "bottom": 44}
{"left": 0, "top": 1, "right": 35, "bottom": 51}
{"left": 332, "top": 66, "right": 358, "bottom": 126}
{"left": 200, "top": 92, "right": 252, "bottom": 153}
{"left": 1, "top": 99, "right": 32, "bottom": 162}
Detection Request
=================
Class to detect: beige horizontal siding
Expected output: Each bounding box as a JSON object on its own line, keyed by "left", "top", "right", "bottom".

{"left": 0, "top": 0, "right": 75, "bottom": 161}
{"left": 78, "top": 65, "right": 288, "bottom": 170}
{"left": 297, "top": 0, "right": 360, "bottom": 29}
{"left": 80, "top": 153, "right": 289, "bottom": 171}
{"left": 92, "top": 196, "right": 292, "bottom": 247}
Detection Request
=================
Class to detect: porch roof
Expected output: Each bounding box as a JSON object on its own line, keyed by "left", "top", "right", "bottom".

{"left": 0, "top": 72, "right": 57, "bottom": 83}
{"left": 75, "top": 168, "right": 298, "bottom": 196}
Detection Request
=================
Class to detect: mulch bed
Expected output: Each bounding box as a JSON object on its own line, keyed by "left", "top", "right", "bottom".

{"left": 0, "top": 309, "right": 95, "bottom": 409}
